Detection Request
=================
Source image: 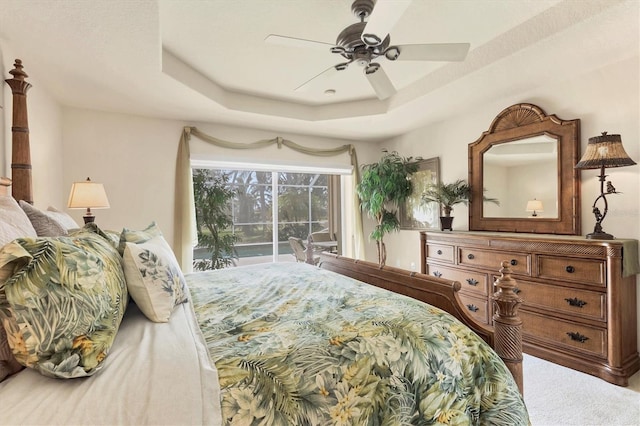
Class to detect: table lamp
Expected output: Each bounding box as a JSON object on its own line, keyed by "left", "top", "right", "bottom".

{"left": 526, "top": 199, "right": 543, "bottom": 217}
{"left": 68, "top": 177, "right": 110, "bottom": 224}
{"left": 575, "top": 132, "right": 636, "bottom": 239}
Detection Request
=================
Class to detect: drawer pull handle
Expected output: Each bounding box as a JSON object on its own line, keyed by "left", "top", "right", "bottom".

{"left": 433, "top": 271, "right": 442, "bottom": 278}
{"left": 565, "top": 265, "right": 575, "bottom": 273}
{"left": 513, "top": 288, "right": 521, "bottom": 294}
{"left": 510, "top": 259, "right": 518, "bottom": 266}
{"left": 466, "top": 304, "right": 479, "bottom": 312}
{"left": 466, "top": 278, "right": 479, "bottom": 286}
{"left": 565, "top": 297, "right": 587, "bottom": 308}
{"left": 437, "top": 249, "right": 443, "bottom": 255}
{"left": 566, "top": 331, "right": 589, "bottom": 343}
{"left": 467, "top": 254, "right": 475, "bottom": 260}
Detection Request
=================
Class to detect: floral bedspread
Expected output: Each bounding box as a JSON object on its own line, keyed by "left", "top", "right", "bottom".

{"left": 187, "top": 262, "right": 529, "bottom": 425}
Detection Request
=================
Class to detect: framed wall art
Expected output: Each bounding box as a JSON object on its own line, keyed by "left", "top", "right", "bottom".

{"left": 399, "top": 157, "right": 440, "bottom": 230}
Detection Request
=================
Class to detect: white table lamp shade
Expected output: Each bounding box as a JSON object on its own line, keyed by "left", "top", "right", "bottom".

{"left": 68, "top": 180, "right": 110, "bottom": 209}
{"left": 526, "top": 199, "right": 543, "bottom": 213}
{"left": 68, "top": 178, "right": 110, "bottom": 224}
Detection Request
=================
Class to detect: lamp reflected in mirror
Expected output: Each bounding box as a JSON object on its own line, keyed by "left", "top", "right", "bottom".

{"left": 575, "top": 132, "right": 636, "bottom": 239}
{"left": 526, "top": 199, "right": 543, "bottom": 217}
{"left": 68, "top": 177, "right": 110, "bottom": 224}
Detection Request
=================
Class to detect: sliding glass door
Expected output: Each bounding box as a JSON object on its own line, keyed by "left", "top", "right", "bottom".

{"left": 193, "top": 168, "right": 334, "bottom": 264}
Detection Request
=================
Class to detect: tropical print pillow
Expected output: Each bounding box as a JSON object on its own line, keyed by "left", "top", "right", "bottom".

{"left": 0, "top": 230, "right": 128, "bottom": 379}
{"left": 81, "top": 222, "right": 121, "bottom": 250}
{"left": 0, "top": 325, "right": 23, "bottom": 381}
{"left": 123, "top": 235, "right": 188, "bottom": 322}
{"left": 118, "top": 221, "right": 162, "bottom": 256}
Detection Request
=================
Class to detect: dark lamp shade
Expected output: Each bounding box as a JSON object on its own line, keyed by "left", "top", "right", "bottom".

{"left": 575, "top": 132, "right": 637, "bottom": 170}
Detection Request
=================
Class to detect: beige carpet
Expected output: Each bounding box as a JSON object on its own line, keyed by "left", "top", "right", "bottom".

{"left": 523, "top": 354, "right": 640, "bottom": 426}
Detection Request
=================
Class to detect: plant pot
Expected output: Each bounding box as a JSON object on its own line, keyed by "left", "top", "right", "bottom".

{"left": 440, "top": 216, "right": 454, "bottom": 231}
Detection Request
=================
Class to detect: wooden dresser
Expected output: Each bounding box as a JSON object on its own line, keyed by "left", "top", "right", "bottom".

{"left": 420, "top": 231, "right": 640, "bottom": 386}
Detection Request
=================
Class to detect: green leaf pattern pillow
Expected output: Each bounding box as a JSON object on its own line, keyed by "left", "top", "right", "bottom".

{"left": 118, "top": 221, "right": 162, "bottom": 255}
{"left": 80, "top": 222, "right": 121, "bottom": 250}
{"left": 0, "top": 230, "right": 127, "bottom": 379}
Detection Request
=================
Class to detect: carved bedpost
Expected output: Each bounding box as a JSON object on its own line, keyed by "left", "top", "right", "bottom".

{"left": 493, "top": 261, "right": 524, "bottom": 394}
{"left": 4, "top": 59, "right": 33, "bottom": 204}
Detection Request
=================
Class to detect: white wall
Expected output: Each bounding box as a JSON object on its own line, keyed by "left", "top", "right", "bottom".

{"left": 1, "top": 47, "right": 65, "bottom": 208}
{"left": 61, "top": 108, "right": 372, "bottom": 249}
{"left": 1, "top": 49, "right": 5, "bottom": 176}
{"left": 61, "top": 109, "right": 182, "bottom": 237}
{"left": 511, "top": 162, "right": 557, "bottom": 218}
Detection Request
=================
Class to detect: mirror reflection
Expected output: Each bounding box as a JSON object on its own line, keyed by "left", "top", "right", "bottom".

{"left": 469, "top": 103, "right": 580, "bottom": 235}
{"left": 483, "top": 135, "right": 558, "bottom": 218}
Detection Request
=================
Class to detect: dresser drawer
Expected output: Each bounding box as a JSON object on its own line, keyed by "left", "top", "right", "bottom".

{"left": 520, "top": 310, "right": 606, "bottom": 358}
{"left": 427, "top": 264, "right": 489, "bottom": 296}
{"left": 509, "top": 279, "right": 606, "bottom": 322}
{"left": 537, "top": 256, "right": 605, "bottom": 287}
{"left": 421, "top": 231, "right": 640, "bottom": 385}
{"left": 458, "top": 247, "right": 530, "bottom": 275}
{"left": 458, "top": 293, "right": 490, "bottom": 325}
{"left": 426, "top": 243, "right": 455, "bottom": 264}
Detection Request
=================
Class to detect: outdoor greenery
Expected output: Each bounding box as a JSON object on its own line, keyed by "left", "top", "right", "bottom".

{"left": 193, "top": 169, "right": 240, "bottom": 270}
{"left": 192, "top": 169, "right": 330, "bottom": 264}
{"left": 225, "top": 170, "right": 328, "bottom": 242}
{"left": 357, "top": 150, "right": 419, "bottom": 266}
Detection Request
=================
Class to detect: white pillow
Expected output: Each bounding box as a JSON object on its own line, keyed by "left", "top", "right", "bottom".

{"left": 46, "top": 206, "right": 80, "bottom": 230}
{"left": 123, "top": 235, "right": 188, "bottom": 322}
{"left": 0, "top": 196, "right": 37, "bottom": 246}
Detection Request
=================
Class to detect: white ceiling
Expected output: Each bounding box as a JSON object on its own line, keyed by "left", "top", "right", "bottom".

{"left": 0, "top": 0, "right": 637, "bottom": 142}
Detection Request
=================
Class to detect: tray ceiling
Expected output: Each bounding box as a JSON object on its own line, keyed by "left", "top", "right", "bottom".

{"left": 0, "top": 0, "right": 637, "bottom": 141}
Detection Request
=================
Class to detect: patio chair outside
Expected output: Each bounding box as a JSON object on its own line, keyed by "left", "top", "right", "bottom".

{"left": 288, "top": 237, "right": 319, "bottom": 264}
{"left": 309, "top": 231, "right": 338, "bottom": 254}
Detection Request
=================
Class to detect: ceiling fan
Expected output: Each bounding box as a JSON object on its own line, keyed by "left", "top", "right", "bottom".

{"left": 265, "top": 0, "right": 470, "bottom": 100}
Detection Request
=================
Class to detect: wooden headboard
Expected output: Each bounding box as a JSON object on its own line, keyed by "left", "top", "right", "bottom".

{"left": 4, "top": 59, "right": 33, "bottom": 204}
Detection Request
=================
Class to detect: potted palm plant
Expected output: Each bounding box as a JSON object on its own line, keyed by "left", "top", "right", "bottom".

{"left": 422, "top": 179, "right": 499, "bottom": 231}
{"left": 357, "top": 150, "right": 420, "bottom": 266}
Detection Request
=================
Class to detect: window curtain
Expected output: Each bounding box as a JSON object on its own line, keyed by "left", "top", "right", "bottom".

{"left": 328, "top": 175, "right": 342, "bottom": 252}
{"left": 174, "top": 126, "right": 365, "bottom": 271}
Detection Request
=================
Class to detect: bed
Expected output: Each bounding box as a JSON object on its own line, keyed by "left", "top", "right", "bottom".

{"left": 0, "top": 59, "right": 529, "bottom": 425}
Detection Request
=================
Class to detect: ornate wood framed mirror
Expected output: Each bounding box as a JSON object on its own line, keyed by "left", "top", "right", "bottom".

{"left": 468, "top": 103, "right": 581, "bottom": 235}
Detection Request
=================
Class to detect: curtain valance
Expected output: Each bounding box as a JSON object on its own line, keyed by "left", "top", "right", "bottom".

{"left": 174, "top": 126, "right": 364, "bottom": 271}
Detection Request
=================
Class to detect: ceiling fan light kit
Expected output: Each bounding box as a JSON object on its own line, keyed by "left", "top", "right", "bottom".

{"left": 268, "top": 0, "right": 470, "bottom": 100}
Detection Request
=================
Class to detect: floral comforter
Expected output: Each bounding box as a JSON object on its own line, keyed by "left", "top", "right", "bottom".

{"left": 187, "top": 262, "right": 529, "bottom": 425}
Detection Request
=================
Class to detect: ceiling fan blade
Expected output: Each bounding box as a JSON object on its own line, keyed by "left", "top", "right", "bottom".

{"left": 361, "top": 0, "right": 412, "bottom": 46}
{"left": 365, "top": 63, "right": 396, "bottom": 100}
{"left": 391, "top": 43, "right": 471, "bottom": 62}
{"left": 265, "top": 34, "right": 334, "bottom": 51}
{"left": 294, "top": 62, "right": 351, "bottom": 92}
